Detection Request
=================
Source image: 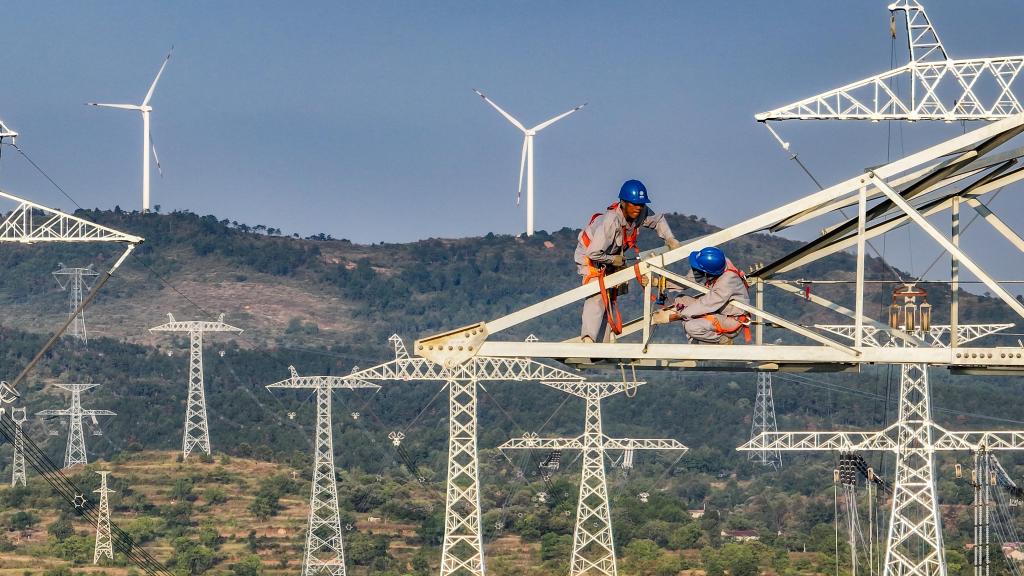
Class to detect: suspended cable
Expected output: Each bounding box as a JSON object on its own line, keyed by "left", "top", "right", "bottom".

{"left": 2, "top": 142, "right": 82, "bottom": 210}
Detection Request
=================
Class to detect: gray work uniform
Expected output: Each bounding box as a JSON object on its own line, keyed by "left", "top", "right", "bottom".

{"left": 575, "top": 204, "right": 676, "bottom": 342}
{"left": 672, "top": 258, "right": 750, "bottom": 343}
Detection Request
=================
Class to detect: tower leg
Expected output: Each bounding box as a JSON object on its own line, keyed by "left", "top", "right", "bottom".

{"left": 66, "top": 390, "right": 87, "bottom": 468}
{"left": 303, "top": 386, "right": 347, "bottom": 576}
{"left": 882, "top": 363, "right": 946, "bottom": 576}
{"left": 570, "top": 396, "right": 617, "bottom": 576}
{"left": 93, "top": 473, "right": 114, "bottom": 563}
{"left": 749, "top": 373, "right": 782, "bottom": 469}
{"left": 183, "top": 330, "right": 212, "bottom": 458}
{"left": 12, "top": 411, "right": 26, "bottom": 486}
{"left": 440, "top": 379, "right": 485, "bottom": 576}
{"left": 70, "top": 272, "right": 86, "bottom": 343}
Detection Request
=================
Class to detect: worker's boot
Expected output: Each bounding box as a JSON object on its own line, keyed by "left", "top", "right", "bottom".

{"left": 567, "top": 335, "right": 595, "bottom": 367}
{"left": 718, "top": 334, "right": 734, "bottom": 345}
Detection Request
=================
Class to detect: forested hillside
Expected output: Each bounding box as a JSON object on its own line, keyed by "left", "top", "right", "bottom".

{"left": 0, "top": 209, "right": 1022, "bottom": 576}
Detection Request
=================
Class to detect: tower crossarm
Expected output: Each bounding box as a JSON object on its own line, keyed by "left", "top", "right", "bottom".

{"left": 148, "top": 313, "right": 243, "bottom": 334}
{"left": 740, "top": 430, "right": 898, "bottom": 452}
{"left": 931, "top": 429, "right": 1024, "bottom": 451}
{"left": 266, "top": 366, "right": 380, "bottom": 391}
{"left": 540, "top": 380, "right": 646, "bottom": 399}
{"left": 602, "top": 438, "right": 688, "bottom": 452}
{"left": 754, "top": 58, "right": 1024, "bottom": 122}
{"left": 37, "top": 409, "right": 115, "bottom": 417}
{"left": 346, "top": 355, "right": 583, "bottom": 382}
{"left": 0, "top": 119, "right": 17, "bottom": 140}
{"left": 500, "top": 435, "right": 584, "bottom": 451}
{"left": 0, "top": 190, "right": 143, "bottom": 244}
{"left": 817, "top": 324, "right": 1014, "bottom": 347}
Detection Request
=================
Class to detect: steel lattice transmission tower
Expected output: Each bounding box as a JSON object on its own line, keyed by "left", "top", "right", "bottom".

{"left": 266, "top": 366, "right": 379, "bottom": 576}
{"left": 348, "top": 335, "right": 584, "bottom": 576}
{"left": 37, "top": 383, "right": 115, "bottom": 469}
{"left": 53, "top": 264, "right": 99, "bottom": 344}
{"left": 748, "top": 373, "right": 782, "bottom": 469}
{"left": 150, "top": 313, "right": 242, "bottom": 458}
{"left": 743, "top": 322, "right": 1021, "bottom": 576}
{"left": 757, "top": 0, "right": 1024, "bottom": 122}
{"left": 500, "top": 381, "right": 686, "bottom": 576}
{"left": 10, "top": 407, "right": 27, "bottom": 486}
{"left": 93, "top": 470, "right": 115, "bottom": 564}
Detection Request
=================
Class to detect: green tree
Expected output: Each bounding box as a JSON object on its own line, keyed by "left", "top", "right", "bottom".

{"left": 230, "top": 555, "right": 262, "bottom": 576}
{"left": 47, "top": 514, "right": 74, "bottom": 541}
{"left": 623, "top": 539, "right": 666, "bottom": 576}
{"left": 170, "top": 537, "right": 216, "bottom": 575}
{"left": 668, "top": 524, "right": 701, "bottom": 550}
{"left": 718, "top": 543, "right": 759, "bottom": 576}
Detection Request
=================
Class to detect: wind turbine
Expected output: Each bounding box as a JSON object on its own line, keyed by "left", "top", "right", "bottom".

{"left": 88, "top": 48, "right": 172, "bottom": 213}
{"left": 474, "top": 89, "right": 585, "bottom": 236}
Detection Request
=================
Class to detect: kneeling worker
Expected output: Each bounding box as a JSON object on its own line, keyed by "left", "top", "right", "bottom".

{"left": 575, "top": 179, "right": 681, "bottom": 343}
{"left": 652, "top": 246, "right": 751, "bottom": 344}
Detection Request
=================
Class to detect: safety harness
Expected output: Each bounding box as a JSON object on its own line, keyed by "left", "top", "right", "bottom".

{"left": 700, "top": 265, "right": 752, "bottom": 343}
{"left": 580, "top": 204, "right": 645, "bottom": 335}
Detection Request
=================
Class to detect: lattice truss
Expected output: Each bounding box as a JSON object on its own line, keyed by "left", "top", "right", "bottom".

{"left": 412, "top": 113, "right": 1024, "bottom": 373}
{"left": 348, "top": 335, "right": 584, "bottom": 576}
{"left": 0, "top": 118, "right": 16, "bottom": 141}
{"left": 150, "top": 313, "right": 242, "bottom": 458}
{"left": 758, "top": 1, "right": 1024, "bottom": 122}
{"left": 266, "top": 367, "right": 379, "bottom": 576}
{"left": 0, "top": 189, "right": 143, "bottom": 244}
{"left": 8, "top": 407, "right": 27, "bottom": 486}
{"left": 93, "top": 471, "right": 115, "bottom": 564}
{"left": 500, "top": 381, "right": 686, "bottom": 576}
{"left": 36, "top": 383, "right": 116, "bottom": 469}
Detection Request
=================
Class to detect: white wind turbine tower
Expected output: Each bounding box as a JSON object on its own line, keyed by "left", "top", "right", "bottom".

{"left": 87, "top": 48, "right": 172, "bottom": 213}
{"left": 474, "top": 89, "right": 585, "bottom": 236}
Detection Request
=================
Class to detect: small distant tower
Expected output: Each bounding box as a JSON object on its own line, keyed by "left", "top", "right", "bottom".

{"left": 749, "top": 373, "right": 782, "bottom": 469}
{"left": 53, "top": 264, "right": 99, "bottom": 344}
{"left": 266, "top": 366, "right": 379, "bottom": 576}
{"left": 93, "top": 471, "right": 115, "bottom": 564}
{"left": 11, "top": 407, "right": 27, "bottom": 486}
{"left": 150, "top": 313, "right": 243, "bottom": 458}
{"left": 36, "top": 383, "right": 116, "bottom": 469}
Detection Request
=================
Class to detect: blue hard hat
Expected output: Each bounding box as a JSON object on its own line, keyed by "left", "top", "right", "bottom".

{"left": 689, "top": 247, "right": 727, "bottom": 276}
{"left": 618, "top": 179, "right": 650, "bottom": 205}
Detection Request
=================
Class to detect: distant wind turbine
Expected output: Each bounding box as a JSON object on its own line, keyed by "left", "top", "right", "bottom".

{"left": 474, "top": 89, "right": 585, "bottom": 236}
{"left": 88, "top": 48, "right": 172, "bottom": 213}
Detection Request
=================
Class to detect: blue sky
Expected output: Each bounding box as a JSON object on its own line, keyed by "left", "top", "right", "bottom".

{"left": 4, "top": 1, "right": 1024, "bottom": 283}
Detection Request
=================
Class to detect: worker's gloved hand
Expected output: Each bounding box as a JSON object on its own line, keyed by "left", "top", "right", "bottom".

{"left": 665, "top": 237, "right": 682, "bottom": 251}
{"left": 610, "top": 254, "right": 625, "bottom": 267}
{"left": 651, "top": 308, "right": 674, "bottom": 325}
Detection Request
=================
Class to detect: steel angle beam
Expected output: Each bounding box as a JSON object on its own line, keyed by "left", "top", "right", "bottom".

{"left": 0, "top": 190, "right": 142, "bottom": 244}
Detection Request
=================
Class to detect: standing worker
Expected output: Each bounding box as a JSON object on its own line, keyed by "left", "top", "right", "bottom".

{"left": 652, "top": 246, "right": 751, "bottom": 344}
{"left": 575, "top": 179, "right": 681, "bottom": 343}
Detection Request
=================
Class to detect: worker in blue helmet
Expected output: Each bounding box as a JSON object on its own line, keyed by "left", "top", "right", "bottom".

{"left": 574, "top": 179, "right": 682, "bottom": 343}
{"left": 651, "top": 246, "right": 752, "bottom": 344}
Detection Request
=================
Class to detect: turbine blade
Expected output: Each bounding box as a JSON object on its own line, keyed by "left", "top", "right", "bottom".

{"left": 532, "top": 102, "right": 587, "bottom": 132}
{"left": 517, "top": 136, "right": 527, "bottom": 206}
{"left": 143, "top": 46, "right": 174, "bottom": 106}
{"left": 86, "top": 103, "right": 142, "bottom": 111}
{"left": 473, "top": 88, "right": 526, "bottom": 132}
{"left": 150, "top": 134, "right": 163, "bottom": 177}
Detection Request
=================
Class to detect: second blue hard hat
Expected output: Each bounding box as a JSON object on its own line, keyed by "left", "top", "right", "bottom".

{"left": 689, "top": 247, "right": 727, "bottom": 276}
{"left": 618, "top": 179, "right": 650, "bottom": 205}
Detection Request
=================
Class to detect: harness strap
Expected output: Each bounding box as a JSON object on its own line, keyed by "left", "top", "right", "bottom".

{"left": 703, "top": 314, "right": 752, "bottom": 343}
